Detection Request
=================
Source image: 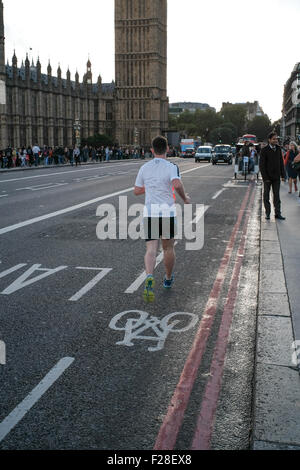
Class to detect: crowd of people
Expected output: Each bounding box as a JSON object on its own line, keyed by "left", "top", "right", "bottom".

{"left": 0, "top": 144, "right": 153, "bottom": 169}
{"left": 281, "top": 141, "right": 300, "bottom": 198}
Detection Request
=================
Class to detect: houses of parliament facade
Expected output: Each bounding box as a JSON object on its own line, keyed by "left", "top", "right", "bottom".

{"left": 0, "top": 0, "right": 168, "bottom": 149}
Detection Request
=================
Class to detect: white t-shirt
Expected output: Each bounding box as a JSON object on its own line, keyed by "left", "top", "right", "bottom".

{"left": 135, "top": 158, "right": 181, "bottom": 217}
{"left": 32, "top": 146, "right": 40, "bottom": 154}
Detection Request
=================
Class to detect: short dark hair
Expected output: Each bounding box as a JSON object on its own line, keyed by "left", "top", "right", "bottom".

{"left": 268, "top": 132, "right": 277, "bottom": 141}
{"left": 152, "top": 136, "right": 168, "bottom": 155}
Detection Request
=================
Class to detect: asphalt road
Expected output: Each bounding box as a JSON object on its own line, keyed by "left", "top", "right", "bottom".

{"left": 0, "top": 158, "right": 261, "bottom": 450}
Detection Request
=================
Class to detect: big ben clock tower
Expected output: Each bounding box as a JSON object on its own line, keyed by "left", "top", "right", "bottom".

{"left": 115, "top": 0, "right": 169, "bottom": 147}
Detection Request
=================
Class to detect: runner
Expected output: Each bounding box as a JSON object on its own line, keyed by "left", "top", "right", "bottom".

{"left": 134, "top": 136, "right": 191, "bottom": 303}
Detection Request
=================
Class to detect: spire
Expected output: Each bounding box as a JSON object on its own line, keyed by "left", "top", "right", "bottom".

{"left": 57, "top": 63, "right": 61, "bottom": 79}
{"left": 66, "top": 67, "right": 71, "bottom": 81}
{"left": 47, "top": 60, "right": 52, "bottom": 75}
{"left": 0, "top": 0, "right": 5, "bottom": 75}
{"left": 75, "top": 70, "right": 79, "bottom": 82}
{"left": 36, "top": 56, "right": 41, "bottom": 81}
{"left": 25, "top": 53, "right": 30, "bottom": 68}
{"left": 12, "top": 50, "right": 17, "bottom": 69}
{"left": 85, "top": 57, "right": 92, "bottom": 84}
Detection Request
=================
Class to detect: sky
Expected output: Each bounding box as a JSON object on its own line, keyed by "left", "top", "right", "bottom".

{"left": 4, "top": 0, "right": 300, "bottom": 122}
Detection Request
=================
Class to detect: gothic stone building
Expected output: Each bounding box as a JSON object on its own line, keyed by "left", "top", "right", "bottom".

{"left": 0, "top": 0, "right": 168, "bottom": 149}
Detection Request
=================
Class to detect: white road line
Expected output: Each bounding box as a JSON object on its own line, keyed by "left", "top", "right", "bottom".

{"left": 0, "top": 357, "right": 74, "bottom": 443}
{"left": 69, "top": 267, "right": 112, "bottom": 302}
{"left": 16, "top": 183, "right": 68, "bottom": 192}
{"left": 0, "top": 163, "right": 141, "bottom": 184}
{"left": 0, "top": 194, "right": 8, "bottom": 198}
{"left": 0, "top": 264, "right": 27, "bottom": 279}
{"left": 190, "top": 205, "right": 210, "bottom": 224}
{"left": 0, "top": 163, "right": 210, "bottom": 237}
{"left": 0, "top": 187, "right": 134, "bottom": 236}
{"left": 181, "top": 164, "right": 211, "bottom": 175}
{"left": 125, "top": 243, "right": 178, "bottom": 294}
{"left": 212, "top": 189, "right": 227, "bottom": 200}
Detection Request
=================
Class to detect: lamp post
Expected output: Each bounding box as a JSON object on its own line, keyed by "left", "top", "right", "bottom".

{"left": 74, "top": 118, "right": 81, "bottom": 148}
{"left": 134, "top": 127, "right": 139, "bottom": 148}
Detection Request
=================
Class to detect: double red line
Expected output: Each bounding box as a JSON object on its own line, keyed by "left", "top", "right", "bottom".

{"left": 154, "top": 182, "right": 257, "bottom": 450}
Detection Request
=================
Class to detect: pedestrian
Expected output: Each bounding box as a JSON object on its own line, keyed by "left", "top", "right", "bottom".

{"left": 32, "top": 143, "right": 40, "bottom": 167}
{"left": 292, "top": 151, "right": 300, "bottom": 198}
{"left": 68, "top": 147, "right": 74, "bottom": 166}
{"left": 15, "top": 149, "right": 21, "bottom": 167}
{"left": 91, "top": 147, "right": 97, "bottom": 162}
{"left": 42, "top": 146, "right": 49, "bottom": 166}
{"left": 105, "top": 146, "right": 110, "bottom": 162}
{"left": 73, "top": 146, "right": 81, "bottom": 166}
{"left": 21, "top": 149, "right": 27, "bottom": 167}
{"left": 64, "top": 147, "right": 69, "bottom": 164}
{"left": 0, "top": 150, "right": 4, "bottom": 168}
{"left": 27, "top": 146, "right": 34, "bottom": 166}
{"left": 259, "top": 132, "right": 286, "bottom": 220}
{"left": 5, "top": 146, "right": 13, "bottom": 168}
{"left": 284, "top": 142, "right": 299, "bottom": 194}
{"left": 134, "top": 136, "right": 191, "bottom": 303}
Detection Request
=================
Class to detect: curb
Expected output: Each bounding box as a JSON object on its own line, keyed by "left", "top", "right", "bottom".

{"left": 252, "top": 198, "right": 300, "bottom": 450}
{"left": 0, "top": 158, "right": 150, "bottom": 174}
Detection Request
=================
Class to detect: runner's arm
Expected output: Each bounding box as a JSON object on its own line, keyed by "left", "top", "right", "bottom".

{"left": 134, "top": 186, "right": 145, "bottom": 196}
{"left": 172, "top": 178, "right": 191, "bottom": 204}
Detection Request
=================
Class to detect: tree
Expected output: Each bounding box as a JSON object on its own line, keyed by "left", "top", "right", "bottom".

{"left": 82, "top": 134, "right": 114, "bottom": 147}
{"left": 246, "top": 115, "right": 272, "bottom": 141}
{"left": 210, "top": 126, "right": 236, "bottom": 145}
{"left": 220, "top": 104, "right": 247, "bottom": 137}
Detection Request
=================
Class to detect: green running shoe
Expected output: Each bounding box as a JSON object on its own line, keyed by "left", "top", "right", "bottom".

{"left": 143, "top": 275, "right": 155, "bottom": 303}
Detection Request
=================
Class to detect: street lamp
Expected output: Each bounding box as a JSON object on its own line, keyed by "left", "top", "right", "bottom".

{"left": 74, "top": 118, "right": 81, "bottom": 148}
{"left": 134, "top": 127, "right": 139, "bottom": 148}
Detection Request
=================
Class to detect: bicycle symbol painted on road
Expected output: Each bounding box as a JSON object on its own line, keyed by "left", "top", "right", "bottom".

{"left": 109, "top": 310, "right": 199, "bottom": 352}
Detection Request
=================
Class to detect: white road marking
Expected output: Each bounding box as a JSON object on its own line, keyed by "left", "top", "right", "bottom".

{"left": 0, "top": 163, "right": 211, "bottom": 237}
{"left": 0, "top": 187, "right": 134, "bottom": 236}
{"left": 212, "top": 189, "right": 227, "bottom": 200}
{"left": 181, "top": 164, "right": 211, "bottom": 175}
{"left": 16, "top": 183, "right": 68, "bottom": 192}
{"left": 0, "top": 163, "right": 142, "bottom": 184}
{"left": 110, "top": 310, "right": 199, "bottom": 352}
{"left": 0, "top": 264, "right": 27, "bottom": 280}
{"left": 0, "top": 194, "right": 8, "bottom": 198}
{"left": 223, "top": 181, "right": 249, "bottom": 189}
{"left": 1, "top": 264, "right": 68, "bottom": 295}
{"left": 0, "top": 357, "right": 75, "bottom": 443}
{"left": 69, "top": 267, "right": 112, "bottom": 302}
{"left": 190, "top": 206, "right": 210, "bottom": 224}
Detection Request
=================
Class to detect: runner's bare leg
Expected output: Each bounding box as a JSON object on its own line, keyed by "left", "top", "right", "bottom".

{"left": 162, "top": 239, "right": 176, "bottom": 280}
{"left": 145, "top": 240, "right": 160, "bottom": 276}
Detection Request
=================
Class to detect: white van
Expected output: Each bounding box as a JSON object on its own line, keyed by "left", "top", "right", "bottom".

{"left": 195, "top": 146, "right": 213, "bottom": 163}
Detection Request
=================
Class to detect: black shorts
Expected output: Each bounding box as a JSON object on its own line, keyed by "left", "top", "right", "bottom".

{"left": 144, "top": 217, "right": 177, "bottom": 242}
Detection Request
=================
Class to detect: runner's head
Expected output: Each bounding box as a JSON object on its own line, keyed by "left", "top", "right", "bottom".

{"left": 152, "top": 136, "right": 168, "bottom": 157}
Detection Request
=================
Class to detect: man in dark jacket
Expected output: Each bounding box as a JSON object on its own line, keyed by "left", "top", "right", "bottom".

{"left": 260, "top": 132, "right": 286, "bottom": 220}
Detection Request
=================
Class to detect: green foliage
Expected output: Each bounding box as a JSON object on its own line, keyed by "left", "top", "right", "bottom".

{"left": 246, "top": 115, "right": 272, "bottom": 141}
{"left": 220, "top": 104, "right": 247, "bottom": 137}
{"left": 210, "top": 126, "right": 236, "bottom": 145}
{"left": 82, "top": 134, "right": 114, "bottom": 148}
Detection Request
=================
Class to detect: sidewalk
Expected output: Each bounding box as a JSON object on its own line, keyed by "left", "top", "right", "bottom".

{"left": 252, "top": 185, "right": 300, "bottom": 450}
{"left": 0, "top": 158, "right": 148, "bottom": 174}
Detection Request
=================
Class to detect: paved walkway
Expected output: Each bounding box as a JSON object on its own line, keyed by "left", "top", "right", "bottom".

{"left": 0, "top": 158, "right": 146, "bottom": 174}
{"left": 253, "top": 183, "right": 300, "bottom": 450}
